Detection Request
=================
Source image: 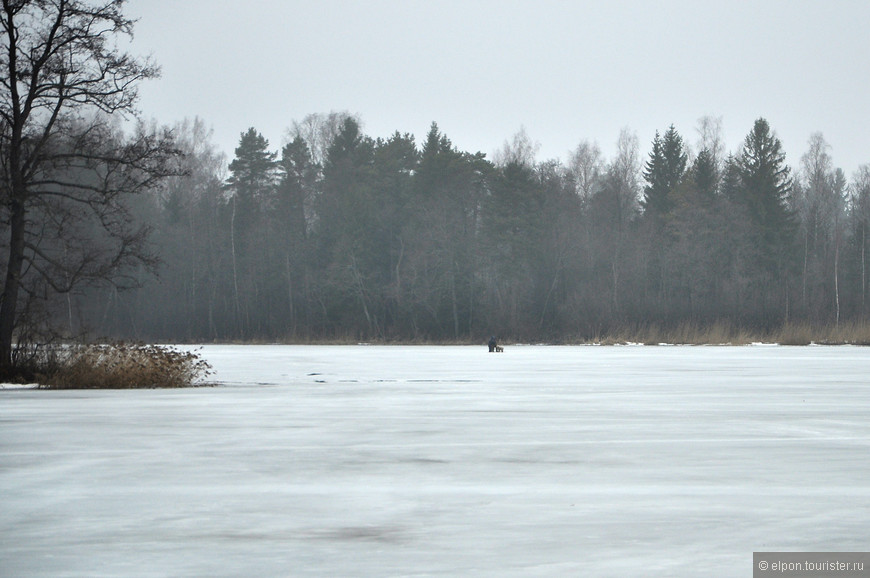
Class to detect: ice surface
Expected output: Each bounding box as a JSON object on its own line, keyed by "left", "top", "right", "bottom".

{"left": 2, "top": 345, "right": 869, "bottom": 576}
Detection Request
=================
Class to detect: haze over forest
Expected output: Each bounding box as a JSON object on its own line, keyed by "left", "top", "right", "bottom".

{"left": 4, "top": 0, "right": 870, "bottom": 346}
{"left": 79, "top": 112, "right": 870, "bottom": 342}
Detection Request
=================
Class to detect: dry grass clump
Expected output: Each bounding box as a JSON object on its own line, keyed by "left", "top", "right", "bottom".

{"left": 43, "top": 343, "right": 213, "bottom": 389}
{"left": 655, "top": 321, "right": 754, "bottom": 345}
{"left": 591, "top": 321, "right": 756, "bottom": 345}
{"left": 772, "top": 322, "right": 816, "bottom": 346}
{"left": 773, "top": 322, "right": 870, "bottom": 346}
{"left": 587, "top": 320, "right": 870, "bottom": 346}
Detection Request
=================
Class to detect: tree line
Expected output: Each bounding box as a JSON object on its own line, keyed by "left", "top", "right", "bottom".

{"left": 5, "top": 2, "right": 870, "bottom": 361}
{"left": 81, "top": 114, "right": 870, "bottom": 343}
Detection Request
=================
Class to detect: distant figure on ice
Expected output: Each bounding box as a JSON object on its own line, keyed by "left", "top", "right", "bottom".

{"left": 488, "top": 336, "right": 503, "bottom": 352}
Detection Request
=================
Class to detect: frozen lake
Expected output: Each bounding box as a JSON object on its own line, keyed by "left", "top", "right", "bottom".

{"left": 2, "top": 344, "right": 869, "bottom": 576}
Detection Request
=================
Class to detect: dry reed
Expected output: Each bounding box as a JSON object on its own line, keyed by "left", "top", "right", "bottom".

{"left": 584, "top": 320, "right": 870, "bottom": 346}
{"left": 42, "top": 343, "right": 213, "bottom": 389}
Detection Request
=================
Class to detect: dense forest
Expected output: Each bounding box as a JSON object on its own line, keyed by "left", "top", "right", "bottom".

{"left": 60, "top": 113, "right": 866, "bottom": 343}
{"left": 4, "top": 0, "right": 868, "bottom": 363}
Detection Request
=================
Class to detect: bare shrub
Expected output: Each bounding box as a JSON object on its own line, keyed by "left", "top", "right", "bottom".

{"left": 43, "top": 343, "right": 213, "bottom": 389}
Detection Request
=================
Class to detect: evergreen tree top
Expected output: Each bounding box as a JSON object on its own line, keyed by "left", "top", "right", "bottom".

{"left": 227, "top": 128, "right": 277, "bottom": 194}
{"left": 642, "top": 124, "right": 687, "bottom": 216}
{"left": 736, "top": 118, "right": 795, "bottom": 249}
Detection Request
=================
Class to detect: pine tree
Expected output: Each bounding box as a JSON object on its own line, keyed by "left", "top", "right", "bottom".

{"left": 275, "top": 137, "right": 319, "bottom": 335}
{"left": 278, "top": 136, "right": 318, "bottom": 243}
{"left": 227, "top": 128, "right": 278, "bottom": 219}
{"left": 317, "top": 117, "right": 381, "bottom": 335}
{"left": 224, "top": 128, "right": 278, "bottom": 337}
{"left": 410, "top": 122, "right": 489, "bottom": 339}
{"left": 318, "top": 117, "right": 372, "bottom": 250}
{"left": 417, "top": 122, "right": 455, "bottom": 198}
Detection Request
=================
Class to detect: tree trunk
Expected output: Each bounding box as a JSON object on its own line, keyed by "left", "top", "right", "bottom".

{"left": 802, "top": 231, "right": 808, "bottom": 313}
{"left": 230, "top": 194, "right": 242, "bottom": 336}
{"left": 834, "top": 221, "right": 840, "bottom": 328}
{"left": 285, "top": 254, "right": 295, "bottom": 337}
{"left": 450, "top": 264, "right": 460, "bottom": 341}
{"left": 611, "top": 244, "right": 621, "bottom": 315}
{"left": 862, "top": 224, "right": 866, "bottom": 317}
{"left": 783, "top": 267, "right": 789, "bottom": 324}
{"left": 0, "top": 199, "right": 27, "bottom": 368}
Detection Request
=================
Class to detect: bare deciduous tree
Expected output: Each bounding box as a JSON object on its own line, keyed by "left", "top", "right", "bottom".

{"left": 696, "top": 115, "right": 725, "bottom": 171}
{"left": 0, "top": 0, "right": 178, "bottom": 369}
{"left": 286, "top": 111, "right": 359, "bottom": 169}
{"left": 611, "top": 127, "right": 642, "bottom": 220}
{"left": 851, "top": 165, "right": 870, "bottom": 314}
{"left": 493, "top": 126, "right": 539, "bottom": 168}
{"left": 567, "top": 140, "right": 603, "bottom": 201}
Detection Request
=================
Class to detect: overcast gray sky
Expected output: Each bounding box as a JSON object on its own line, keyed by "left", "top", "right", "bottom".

{"left": 127, "top": 0, "right": 869, "bottom": 176}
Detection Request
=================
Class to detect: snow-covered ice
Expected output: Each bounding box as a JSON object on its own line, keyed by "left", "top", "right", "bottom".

{"left": 1, "top": 344, "right": 868, "bottom": 576}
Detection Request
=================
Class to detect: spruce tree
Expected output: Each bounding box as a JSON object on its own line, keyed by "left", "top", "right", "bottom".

{"left": 642, "top": 125, "right": 688, "bottom": 216}
{"left": 721, "top": 155, "right": 743, "bottom": 202}
{"left": 737, "top": 118, "right": 795, "bottom": 254}
{"left": 691, "top": 149, "right": 719, "bottom": 199}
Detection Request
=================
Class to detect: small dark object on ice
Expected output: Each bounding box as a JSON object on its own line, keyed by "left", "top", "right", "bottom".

{"left": 488, "top": 336, "right": 503, "bottom": 352}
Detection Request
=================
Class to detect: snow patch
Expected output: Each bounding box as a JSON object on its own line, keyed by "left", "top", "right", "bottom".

{"left": 0, "top": 382, "right": 38, "bottom": 390}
